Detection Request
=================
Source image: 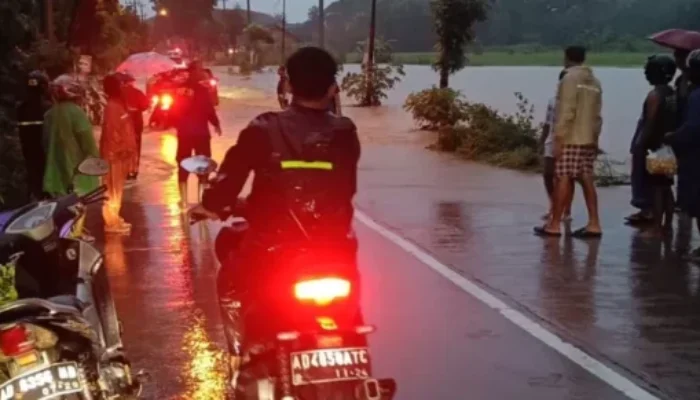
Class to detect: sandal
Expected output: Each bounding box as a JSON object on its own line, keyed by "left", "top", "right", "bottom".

{"left": 533, "top": 226, "right": 561, "bottom": 237}
{"left": 571, "top": 227, "right": 602, "bottom": 238}
{"left": 625, "top": 212, "right": 653, "bottom": 224}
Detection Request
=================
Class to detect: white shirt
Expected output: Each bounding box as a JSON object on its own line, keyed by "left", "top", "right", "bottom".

{"left": 543, "top": 97, "right": 556, "bottom": 157}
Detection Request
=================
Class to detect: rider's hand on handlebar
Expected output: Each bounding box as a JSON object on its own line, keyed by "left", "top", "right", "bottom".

{"left": 188, "top": 204, "right": 219, "bottom": 221}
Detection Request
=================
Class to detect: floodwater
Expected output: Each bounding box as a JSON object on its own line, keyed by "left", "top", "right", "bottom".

{"left": 214, "top": 64, "right": 650, "bottom": 160}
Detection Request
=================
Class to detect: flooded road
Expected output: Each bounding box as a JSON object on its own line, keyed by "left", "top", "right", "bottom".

{"left": 85, "top": 87, "right": 699, "bottom": 399}
{"left": 213, "top": 64, "right": 649, "bottom": 160}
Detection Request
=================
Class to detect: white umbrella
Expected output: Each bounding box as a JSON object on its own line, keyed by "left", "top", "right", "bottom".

{"left": 116, "top": 52, "right": 177, "bottom": 78}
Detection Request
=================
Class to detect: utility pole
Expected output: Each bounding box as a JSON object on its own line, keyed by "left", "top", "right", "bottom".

{"left": 221, "top": 0, "right": 227, "bottom": 10}
{"left": 246, "top": 0, "right": 251, "bottom": 25}
{"left": 281, "top": 0, "right": 286, "bottom": 61}
{"left": 318, "top": 0, "right": 324, "bottom": 49}
{"left": 45, "top": 0, "right": 55, "bottom": 44}
{"left": 363, "top": 0, "right": 377, "bottom": 105}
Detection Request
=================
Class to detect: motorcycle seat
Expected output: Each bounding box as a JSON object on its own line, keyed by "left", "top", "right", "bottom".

{"left": 47, "top": 295, "right": 85, "bottom": 311}
{"left": 0, "top": 297, "right": 83, "bottom": 324}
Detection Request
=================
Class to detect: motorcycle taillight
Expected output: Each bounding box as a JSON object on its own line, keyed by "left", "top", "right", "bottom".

{"left": 160, "top": 94, "right": 174, "bottom": 110}
{"left": 0, "top": 324, "right": 35, "bottom": 357}
{"left": 294, "top": 277, "right": 351, "bottom": 306}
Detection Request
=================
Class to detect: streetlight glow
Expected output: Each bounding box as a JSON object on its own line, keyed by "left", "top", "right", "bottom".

{"left": 159, "top": 8, "right": 168, "bottom": 16}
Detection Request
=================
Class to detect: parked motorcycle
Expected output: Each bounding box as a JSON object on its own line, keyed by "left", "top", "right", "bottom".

{"left": 0, "top": 157, "right": 142, "bottom": 400}
{"left": 0, "top": 158, "right": 109, "bottom": 241}
{"left": 182, "top": 156, "right": 397, "bottom": 400}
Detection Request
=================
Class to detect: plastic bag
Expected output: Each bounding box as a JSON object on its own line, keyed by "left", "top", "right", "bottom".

{"left": 646, "top": 145, "right": 677, "bottom": 176}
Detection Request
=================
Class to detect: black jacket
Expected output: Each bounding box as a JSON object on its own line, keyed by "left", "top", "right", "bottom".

{"left": 202, "top": 105, "right": 360, "bottom": 241}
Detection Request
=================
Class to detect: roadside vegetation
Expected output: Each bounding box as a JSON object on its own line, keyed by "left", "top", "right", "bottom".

{"left": 347, "top": 50, "right": 651, "bottom": 67}
{"left": 340, "top": 38, "right": 405, "bottom": 106}
{"left": 403, "top": 88, "right": 630, "bottom": 185}
{"left": 405, "top": 88, "right": 541, "bottom": 171}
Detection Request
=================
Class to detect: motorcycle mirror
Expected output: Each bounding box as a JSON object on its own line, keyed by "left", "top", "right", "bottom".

{"left": 76, "top": 157, "right": 110, "bottom": 177}
{"left": 180, "top": 155, "right": 218, "bottom": 176}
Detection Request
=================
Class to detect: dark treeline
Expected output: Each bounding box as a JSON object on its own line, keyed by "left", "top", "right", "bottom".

{"left": 291, "top": 0, "right": 700, "bottom": 53}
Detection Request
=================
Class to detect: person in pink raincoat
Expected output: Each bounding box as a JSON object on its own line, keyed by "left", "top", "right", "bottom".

{"left": 100, "top": 73, "right": 138, "bottom": 234}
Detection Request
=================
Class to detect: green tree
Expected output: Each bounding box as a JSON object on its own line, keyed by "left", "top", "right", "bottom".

{"left": 70, "top": 0, "right": 149, "bottom": 72}
{"left": 431, "top": 0, "right": 490, "bottom": 88}
{"left": 243, "top": 24, "right": 274, "bottom": 70}
{"left": 0, "top": 0, "right": 38, "bottom": 209}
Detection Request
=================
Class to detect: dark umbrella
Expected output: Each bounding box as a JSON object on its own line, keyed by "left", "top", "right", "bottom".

{"left": 648, "top": 29, "right": 700, "bottom": 51}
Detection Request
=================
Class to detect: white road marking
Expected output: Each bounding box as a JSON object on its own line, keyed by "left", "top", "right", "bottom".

{"left": 354, "top": 210, "right": 661, "bottom": 400}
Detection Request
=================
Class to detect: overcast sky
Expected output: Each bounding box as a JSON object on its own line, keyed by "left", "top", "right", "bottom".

{"left": 125, "top": 0, "right": 336, "bottom": 23}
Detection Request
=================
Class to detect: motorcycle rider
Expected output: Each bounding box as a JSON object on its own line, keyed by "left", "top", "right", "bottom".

{"left": 17, "top": 71, "right": 52, "bottom": 200}
{"left": 173, "top": 60, "right": 222, "bottom": 210}
{"left": 188, "top": 46, "right": 361, "bottom": 388}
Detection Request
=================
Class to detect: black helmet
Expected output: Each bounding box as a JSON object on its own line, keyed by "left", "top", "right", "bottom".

{"left": 644, "top": 54, "right": 677, "bottom": 85}
{"left": 26, "top": 70, "right": 49, "bottom": 91}
{"left": 102, "top": 73, "right": 124, "bottom": 98}
{"left": 687, "top": 49, "right": 700, "bottom": 84}
{"left": 113, "top": 71, "right": 135, "bottom": 84}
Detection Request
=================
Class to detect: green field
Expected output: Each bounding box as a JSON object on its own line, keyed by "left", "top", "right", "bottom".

{"left": 346, "top": 51, "right": 650, "bottom": 67}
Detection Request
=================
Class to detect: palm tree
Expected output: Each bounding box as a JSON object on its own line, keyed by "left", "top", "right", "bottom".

{"left": 431, "top": 0, "right": 490, "bottom": 88}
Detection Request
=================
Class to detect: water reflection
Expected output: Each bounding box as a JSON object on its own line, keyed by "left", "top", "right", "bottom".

{"left": 539, "top": 238, "right": 599, "bottom": 333}
{"left": 161, "top": 133, "right": 178, "bottom": 166}
{"left": 432, "top": 202, "right": 469, "bottom": 251}
{"left": 181, "top": 312, "right": 227, "bottom": 400}
{"left": 630, "top": 232, "right": 696, "bottom": 337}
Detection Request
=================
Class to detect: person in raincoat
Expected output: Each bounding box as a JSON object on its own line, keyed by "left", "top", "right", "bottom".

{"left": 100, "top": 73, "right": 138, "bottom": 234}
{"left": 664, "top": 49, "right": 700, "bottom": 259}
{"left": 43, "top": 75, "right": 100, "bottom": 196}
{"left": 121, "top": 73, "right": 149, "bottom": 180}
{"left": 43, "top": 75, "right": 100, "bottom": 241}
{"left": 17, "top": 71, "right": 52, "bottom": 200}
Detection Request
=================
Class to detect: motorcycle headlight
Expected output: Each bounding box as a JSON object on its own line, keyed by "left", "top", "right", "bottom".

{"left": 4, "top": 202, "right": 56, "bottom": 240}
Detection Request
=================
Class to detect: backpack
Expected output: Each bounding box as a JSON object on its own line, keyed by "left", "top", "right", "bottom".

{"left": 263, "top": 113, "right": 347, "bottom": 239}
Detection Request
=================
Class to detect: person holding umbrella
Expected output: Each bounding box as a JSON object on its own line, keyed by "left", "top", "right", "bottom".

{"left": 120, "top": 72, "right": 149, "bottom": 180}
{"left": 664, "top": 50, "right": 700, "bottom": 259}
{"left": 648, "top": 29, "right": 700, "bottom": 213}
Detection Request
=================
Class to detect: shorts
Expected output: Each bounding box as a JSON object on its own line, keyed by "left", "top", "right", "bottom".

{"left": 555, "top": 145, "right": 597, "bottom": 178}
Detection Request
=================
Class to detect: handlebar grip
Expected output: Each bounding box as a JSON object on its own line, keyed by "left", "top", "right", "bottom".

{"left": 85, "top": 196, "right": 108, "bottom": 205}
{"left": 81, "top": 185, "right": 108, "bottom": 202}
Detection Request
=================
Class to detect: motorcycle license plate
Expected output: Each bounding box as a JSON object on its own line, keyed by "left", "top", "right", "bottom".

{"left": 290, "top": 347, "right": 371, "bottom": 386}
{"left": 0, "top": 362, "right": 83, "bottom": 400}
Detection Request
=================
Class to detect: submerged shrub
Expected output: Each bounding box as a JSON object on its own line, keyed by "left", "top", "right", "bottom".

{"left": 403, "top": 87, "right": 467, "bottom": 129}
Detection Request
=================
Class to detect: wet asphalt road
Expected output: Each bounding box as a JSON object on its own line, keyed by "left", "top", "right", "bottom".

{"left": 85, "top": 94, "right": 700, "bottom": 399}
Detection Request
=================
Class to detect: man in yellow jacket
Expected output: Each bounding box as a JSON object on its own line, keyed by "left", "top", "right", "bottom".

{"left": 535, "top": 46, "right": 603, "bottom": 238}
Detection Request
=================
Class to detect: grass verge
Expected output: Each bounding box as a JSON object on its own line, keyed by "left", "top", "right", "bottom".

{"left": 347, "top": 51, "right": 649, "bottom": 67}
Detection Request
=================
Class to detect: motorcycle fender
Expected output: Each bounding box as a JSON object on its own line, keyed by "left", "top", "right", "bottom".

{"left": 74, "top": 240, "right": 123, "bottom": 350}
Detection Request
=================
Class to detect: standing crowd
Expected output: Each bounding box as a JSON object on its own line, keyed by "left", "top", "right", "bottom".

{"left": 535, "top": 45, "right": 700, "bottom": 259}
{"left": 16, "top": 68, "right": 148, "bottom": 236}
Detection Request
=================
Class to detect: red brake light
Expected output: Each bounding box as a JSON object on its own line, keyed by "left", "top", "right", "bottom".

{"left": 0, "top": 324, "right": 34, "bottom": 356}
{"left": 294, "top": 278, "right": 351, "bottom": 306}
{"left": 160, "top": 94, "right": 173, "bottom": 110}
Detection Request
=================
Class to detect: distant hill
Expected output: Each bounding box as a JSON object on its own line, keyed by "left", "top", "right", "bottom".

{"left": 211, "top": 8, "right": 277, "bottom": 26}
